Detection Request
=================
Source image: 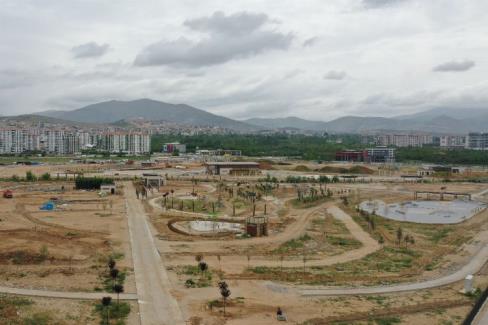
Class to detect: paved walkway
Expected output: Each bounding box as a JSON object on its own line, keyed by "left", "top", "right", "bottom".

{"left": 300, "top": 242, "right": 488, "bottom": 296}
{"left": 0, "top": 286, "right": 137, "bottom": 300}
{"left": 126, "top": 182, "right": 184, "bottom": 325}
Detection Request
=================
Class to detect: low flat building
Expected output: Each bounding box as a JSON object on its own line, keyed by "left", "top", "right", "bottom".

{"left": 335, "top": 150, "right": 368, "bottom": 162}
{"left": 142, "top": 173, "right": 165, "bottom": 188}
{"left": 205, "top": 162, "right": 260, "bottom": 176}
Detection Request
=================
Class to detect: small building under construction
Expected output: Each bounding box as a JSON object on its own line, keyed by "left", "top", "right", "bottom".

{"left": 205, "top": 162, "right": 261, "bottom": 176}
{"left": 142, "top": 173, "right": 165, "bottom": 189}
{"left": 245, "top": 216, "right": 268, "bottom": 237}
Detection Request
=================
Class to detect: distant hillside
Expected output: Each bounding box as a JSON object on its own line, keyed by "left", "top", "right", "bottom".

{"left": 245, "top": 117, "right": 328, "bottom": 131}
{"left": 0, "top": 114, "right": 96, "bottom": 127}
{"left": 39, "top": 99, "right": 258, "bottom": 132}
{"left": 245, "top": 107, "right": 488, "bottom": 134}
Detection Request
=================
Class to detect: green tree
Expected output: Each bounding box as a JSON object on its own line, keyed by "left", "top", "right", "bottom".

{"left": 26, "top": 170, "right": 36, "bottom": 182}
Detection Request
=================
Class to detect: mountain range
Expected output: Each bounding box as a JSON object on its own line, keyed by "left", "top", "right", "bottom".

{"left": 14, "top": 98, "right": 488, "bottom": 134}
{"left": 39, "top": 99, "right": 257, "bottom": 132}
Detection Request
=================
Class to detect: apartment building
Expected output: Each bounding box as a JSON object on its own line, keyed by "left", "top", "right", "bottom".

{"left": 376, "top": 134, "right": 434, "bottom": 147}
{"left": 439, "top": 135, "right": 466, "bottom": 149}
{"left": 467, "top": 133, "right": 488, "bottom": 150}
{"left": 0, "top": 128, "right": 150, "bottom": 155}
{"left": 0, "top": 129, "right": 41, "bottom": 153}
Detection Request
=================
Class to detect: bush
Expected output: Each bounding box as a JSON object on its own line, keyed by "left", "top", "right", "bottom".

{"left": 26, "top": 171, "right": 37, "bottom": 182}
{"left": 75, "top": 177, "right": 114, "bottom": 190}
{"left": 40, "top": 172, "right": 51, "bottom": 181}
{"left": 23, "top": 312, "right": 52, "bottom": 325}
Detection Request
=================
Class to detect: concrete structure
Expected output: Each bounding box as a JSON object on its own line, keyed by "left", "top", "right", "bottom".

{"left": 205, "top": 162, "right": 260, "bottom": 176}
{"left": 142, "top": 173, "right": 165, "bottom": 189}
{"left": 335, "top": 150, "right": 368, "bottom": 162}
{"left": 414, "top": 190, "right": 471, "bottom": 201}
{"left": 464, "top": 274, "right": 474, "bottom": 293}
{"left": 196, "top": 149, "right": 242, "bottom": 157}
{"left": 100, "top": 184, "right": 116, "bottom": 194}
{"left": 163, "top": 142, "right": 186, "bottom": 154}
{"left": 245, "top": 216, "right": 268, "bottom": 237}
{"left": 367, "top": 146, "right": 395, "bottom": 163}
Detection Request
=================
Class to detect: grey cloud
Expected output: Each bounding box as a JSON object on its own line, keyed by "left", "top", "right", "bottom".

{"left": 71, "top": 42, "right": 110, "bottom": 58}
{"left": 134, "top": 11, "right": 293, "bottom": 67}
{"left": 184, "top": 11, "right": 269, "bottom": 35}
{"left": 362, "top": 0, "right": 408, "bottom": 9}
{"left": 324, "top": 70, "right": 347, "bottom": 80}
{"left": 433, "top": 60, "right": 475, "bottom": 72}
{"left": 303, "top": 37, "right": 319, "bottom": 47}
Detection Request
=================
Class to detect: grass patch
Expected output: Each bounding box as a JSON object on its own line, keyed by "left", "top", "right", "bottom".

{"left": 94, "top": 301, "right": 131, "bottom": 325}
{"left": 326, "top": 236, "right": 362, "bottom": 248}
{"left": 373, "top": 316, "right": 401, "bottom": 325}
{"left": 273, "top": 234, "right": 312, "bottom": 254}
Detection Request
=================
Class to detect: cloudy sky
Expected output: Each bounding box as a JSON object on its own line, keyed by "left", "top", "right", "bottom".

{"left": 1, "top": 0, "right": 487, "bottom": 121}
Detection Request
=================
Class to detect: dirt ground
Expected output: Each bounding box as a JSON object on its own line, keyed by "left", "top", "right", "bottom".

{"left": 0, "top": 294, "right": 139, "bottom": 325}
{"left": 2, "top": 162, "right": 488, "bottom": 325}
{"left": 0, "top": 181, "right": 135, "bottom": 293}
{"left": 141, "top": 176, "right": 488, "bottom": 324}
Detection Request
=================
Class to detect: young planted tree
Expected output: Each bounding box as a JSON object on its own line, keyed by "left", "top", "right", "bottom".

{"left": 218, "top": 281, "right": 231, "bottom": 317}
{"left": 101, "top": 296, "right": 112, "bottom": 325}
{"left": 195, "top": 254, "right": 203, "bottom": 264}
{"left": 113, "top": 284, "right": 124, "bottom": 305}
{"left": 110, "top": 268, "right": 119, "bottom": 287}
{"left": 198, "top": 261, "right": 208, "bottom": 278}
{"left": 108, "top": 258, "right": 116, "bottom": 270}
{"left": 396, "top": 227, "right": 403, "bottom": 246}
{"left": 378, "top": 235, "right": 385, "bottom": 246}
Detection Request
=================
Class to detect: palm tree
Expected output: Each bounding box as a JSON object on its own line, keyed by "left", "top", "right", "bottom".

{"left": 113, "top": 284, "right": 124, "bottom": 305}
{"left": 101, "top": 296, "right": 112, "bottom": 325}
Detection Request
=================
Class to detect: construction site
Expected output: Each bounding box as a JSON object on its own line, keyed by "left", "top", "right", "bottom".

{"left": 1, "top": 160, "right": 488, "bottom": 324}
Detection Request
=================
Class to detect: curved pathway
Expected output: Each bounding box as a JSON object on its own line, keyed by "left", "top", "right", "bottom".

{"left": 300, "top": 242, "right": 488, "bottom": 296}
{"left": 164, "top": 205, "right": 380, "bottom": 271}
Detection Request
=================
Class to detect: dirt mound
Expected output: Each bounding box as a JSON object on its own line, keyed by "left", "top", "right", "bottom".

{"left": 294, "top": 165, "right": 311, "bottom": 172}
{"left": 317, "top": 165, "right": 374, "bottom": 175}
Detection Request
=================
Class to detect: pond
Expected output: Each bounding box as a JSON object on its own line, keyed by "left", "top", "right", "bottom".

{"left": 189, "top": 220, "right": 243, "bottom": 233}
{"left": 359, "top": 199, "right": 486, "bottom": 224}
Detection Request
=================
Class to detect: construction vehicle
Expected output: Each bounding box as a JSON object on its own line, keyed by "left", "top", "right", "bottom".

{"left": 3, "top": 190, "right": 13, "bottom": 198}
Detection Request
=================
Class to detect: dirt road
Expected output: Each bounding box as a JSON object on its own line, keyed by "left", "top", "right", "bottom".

{"left": 125, "top": 182, "right": 184, "bottom": 325}
{"left": 164, "top": 205, "right": 380, "bottom": 272}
